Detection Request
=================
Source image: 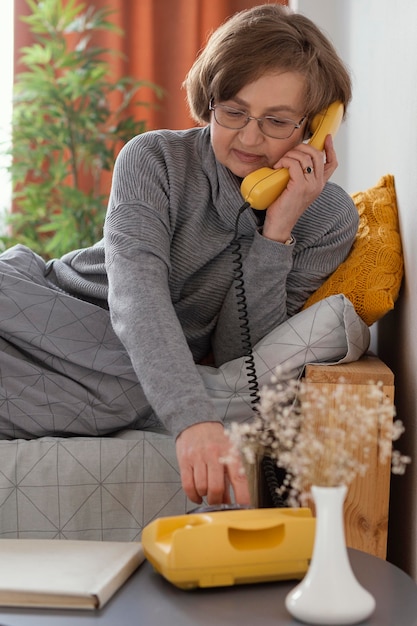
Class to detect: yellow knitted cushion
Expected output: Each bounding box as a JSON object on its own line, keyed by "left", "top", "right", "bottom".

{"left": 303, "top": 174, "right": 403, "bottom": 326}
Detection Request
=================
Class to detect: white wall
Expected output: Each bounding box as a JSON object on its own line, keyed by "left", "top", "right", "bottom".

{"left": 293, "top": 0, "right": 417, "bottom": 579}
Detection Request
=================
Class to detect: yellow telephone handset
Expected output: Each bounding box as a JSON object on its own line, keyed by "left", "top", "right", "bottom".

{"left": 240, "top": 101, "right": 344, "bottom": 210}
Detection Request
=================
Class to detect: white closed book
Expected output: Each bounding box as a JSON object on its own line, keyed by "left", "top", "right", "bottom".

{"left": 0, "top": 539, "right": 145, "bottom": 610}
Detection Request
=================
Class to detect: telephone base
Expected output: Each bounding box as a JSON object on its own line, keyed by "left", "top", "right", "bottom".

{"left": 141, "top": 507, "right": 315, "bottom": 589}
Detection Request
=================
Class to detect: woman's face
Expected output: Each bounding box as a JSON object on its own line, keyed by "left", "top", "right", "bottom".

{"left": 210, "top": 71, "right": 307, "bottom": 179}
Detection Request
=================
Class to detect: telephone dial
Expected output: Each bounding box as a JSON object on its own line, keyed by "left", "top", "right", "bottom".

{"left": 240, "top": 100, "right": 344, "bottom": 210}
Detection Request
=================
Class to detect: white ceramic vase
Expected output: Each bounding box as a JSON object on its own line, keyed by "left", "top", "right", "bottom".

{"left": 285, "top": 485, "right": 376, "bottom": 625}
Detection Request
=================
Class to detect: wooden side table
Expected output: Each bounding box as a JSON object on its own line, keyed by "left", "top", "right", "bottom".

{"left": 305, "top": 354, "right": 395, "bottom": 559}
{"left": 250, "top": 355, "right": 394, "bottom": 560}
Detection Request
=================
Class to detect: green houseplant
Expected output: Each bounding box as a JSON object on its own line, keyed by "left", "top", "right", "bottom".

{"left": 2, "top": 0, "right": 162, "bottom": 258}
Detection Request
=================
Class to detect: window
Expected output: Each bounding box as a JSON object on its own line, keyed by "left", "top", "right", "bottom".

{"left": 0, "top": 0, "right": 14, "bottom": 228}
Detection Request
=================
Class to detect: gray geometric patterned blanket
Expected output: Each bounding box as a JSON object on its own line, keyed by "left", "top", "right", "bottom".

{"left": 0, "top": 245, "right": 158, "bottom": 439}
{"left": 0, "top": 245, "right": 371, "bottom": 540}
{"left": 0, "top": 244, "right": 371, "bottom": 440}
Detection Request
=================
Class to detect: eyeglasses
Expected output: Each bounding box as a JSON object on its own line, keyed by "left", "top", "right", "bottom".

{"left": 209, "top": 100, "right": 306, "bottom": 140}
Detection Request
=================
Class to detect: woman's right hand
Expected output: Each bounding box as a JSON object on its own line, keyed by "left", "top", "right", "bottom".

{"left": 175, "top": 421, "right": 251, "bottom": 505}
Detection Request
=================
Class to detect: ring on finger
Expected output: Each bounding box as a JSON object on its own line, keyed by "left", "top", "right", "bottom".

{"left": 304, "top": 165, "right": 313, "bottom": 175}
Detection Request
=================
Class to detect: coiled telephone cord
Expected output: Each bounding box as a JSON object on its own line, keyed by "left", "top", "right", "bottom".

{"left": 231, "top": 203, "right": 284, "bottom": 508}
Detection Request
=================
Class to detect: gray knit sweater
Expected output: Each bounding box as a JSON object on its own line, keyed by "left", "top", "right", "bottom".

{"left": 48, "top": 126, "right": 358, "bottom": 437}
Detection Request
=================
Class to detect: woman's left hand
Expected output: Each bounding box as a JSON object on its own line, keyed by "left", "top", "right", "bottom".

{"left": 261, "top": 134, "right": 338, "bottom": 242}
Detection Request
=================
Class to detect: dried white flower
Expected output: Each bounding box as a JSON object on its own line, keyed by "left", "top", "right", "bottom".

{"left": 226, "top": 367, "right": 410, "bottom": 504}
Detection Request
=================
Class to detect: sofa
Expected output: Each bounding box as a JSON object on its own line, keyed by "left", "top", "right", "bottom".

{"left": 0, "top": 175, "right": 403, "bottom": 558}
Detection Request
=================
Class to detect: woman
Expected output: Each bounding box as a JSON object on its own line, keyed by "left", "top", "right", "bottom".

{"left": 0, "top": 4, "right": 357, "bottom": 507}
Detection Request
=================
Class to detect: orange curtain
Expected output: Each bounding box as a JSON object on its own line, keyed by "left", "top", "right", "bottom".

{"left": 14, "top": 0, "right": 287, "bottom": 131}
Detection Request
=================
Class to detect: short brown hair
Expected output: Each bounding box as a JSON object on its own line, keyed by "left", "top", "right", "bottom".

{"left": 184, "top": 4, "right": 352, "bottom": 125}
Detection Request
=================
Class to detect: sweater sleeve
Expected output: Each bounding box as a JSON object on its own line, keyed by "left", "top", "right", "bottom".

{"left": 212, "top": 183, "right": 359, "bottom": 365}
{"left": 104, "top": 136, "right": 223, "bottom": 439}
